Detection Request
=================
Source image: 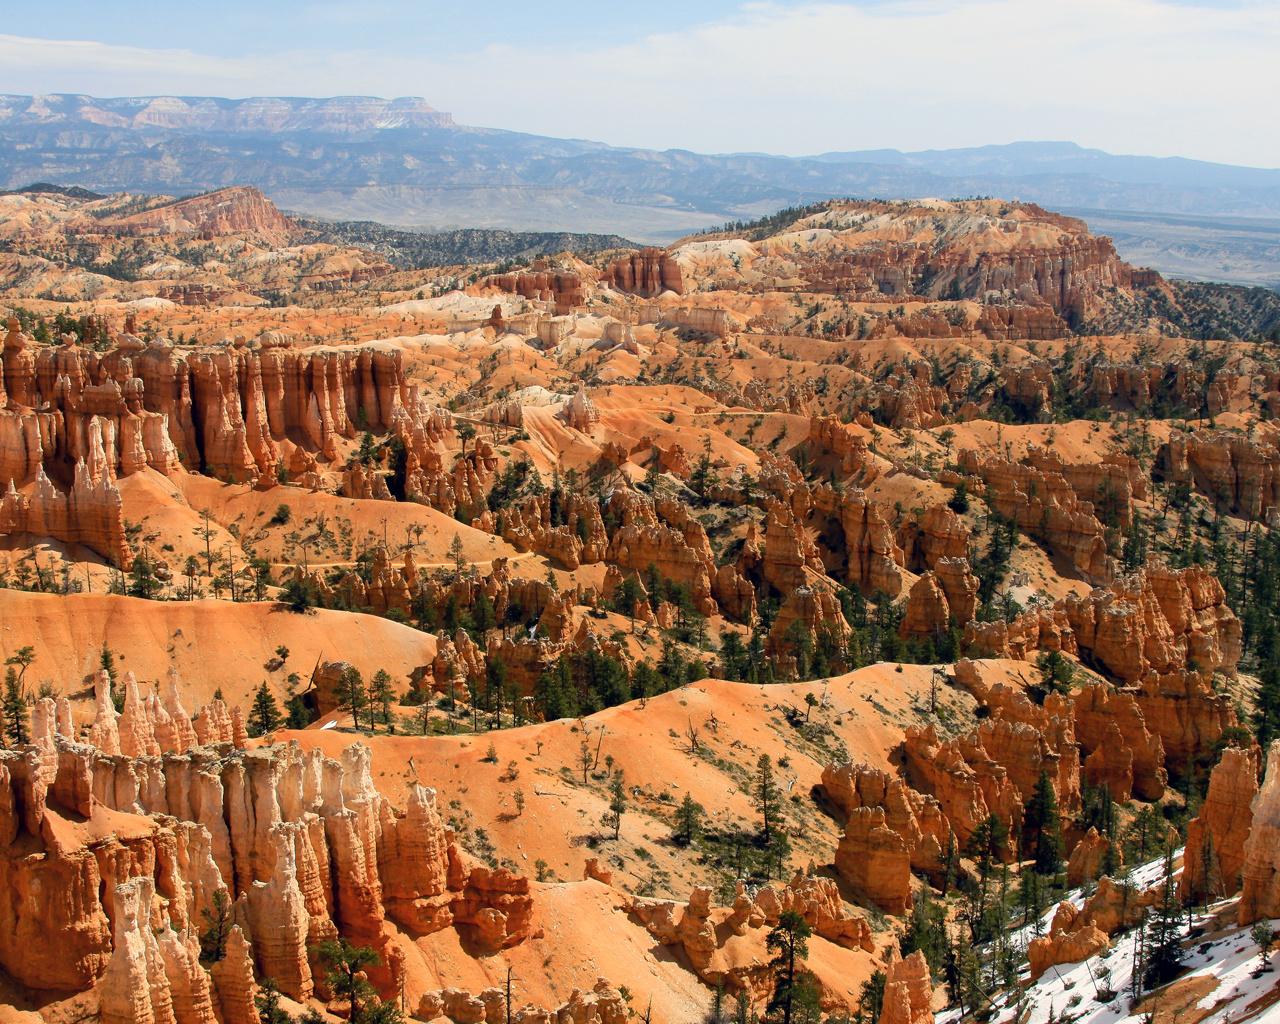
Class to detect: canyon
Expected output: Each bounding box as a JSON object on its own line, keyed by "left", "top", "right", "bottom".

{"left": 0, "top": 185, "right": 1278, "bottom": 1024}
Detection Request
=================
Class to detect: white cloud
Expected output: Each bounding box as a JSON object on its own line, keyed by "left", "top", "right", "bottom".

{"left": 0, "top": 0, "right": 1277, "bottom": 166}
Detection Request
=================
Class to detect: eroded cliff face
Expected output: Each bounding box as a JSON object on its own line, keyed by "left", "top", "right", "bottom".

{"left": 0, "top": 731, "right": 531, "bottom": 1007}
{"left": 1240, "top": 743, "right": 1280, "bottom": 925}
{"left": 2, "top": 322, "right": 415, "bottom": 485}
{"left": 1183, "top": 746, "right": 1259, "bottom": 904}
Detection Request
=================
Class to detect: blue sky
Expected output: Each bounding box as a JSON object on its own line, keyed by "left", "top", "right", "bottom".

{"left": 1, "top": 1, "right": 1277, "bottom": 167}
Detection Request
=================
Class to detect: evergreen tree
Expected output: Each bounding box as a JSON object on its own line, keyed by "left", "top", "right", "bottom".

{"left": 901, "top": 886, "right": 948, "bottom": 972}
{"left": 2, "top": 667, "right": 28, "bottom": 746}
{"left": 367, "top": 669, "right": 396, "bottom": 730}
{"left": 754, "top": 753, "right": 781, "bottom": 843}
{"left": 765, "top": 910, "right": 812, "bottom": 1024}
{"left": 963, "top": 814, "right": 1007, "bottom": 909}
{"left": 1025, "top": 768, "right": 1064, "bottom": 876}
{"left": 128, "top": 552, "right": 165, "bottom": 599}
{"left": 613, "top": 575, "right": 645, "bottom": 632}
{"left": 247, "top": 682, "right": 282, "bottom": 738}
{"left": 198, "top": 888, "right": 233, "bottom": 964}
{"left": 1256, "top": 661, "right": 1280, "bottom": 749}
{"left": 254, "top": 978, "right": 292, "bottom": 1024}
{"left": 718, "top": 630, "right": 748, "bottom": 681}
{"left": 285, "top": 693, "right": 311, "bottom": 730}
{"left": 1143, "top": 849, "right": 1184, "bottom": 989}
{"left": 674, "top": 792, "right": 704, "bottom": 845}
{"left": 602, "top": 769, "right": 627, "bottom": 840}
{"left": 315, "top": 938, "right": 381, "bottom": 1024}
{"left": 337, "top": 666, "right": 368, "bottom": 729}
{"left": 279, "top": 575, "right": 318, "bottom": 613}
{"left": 856, "top": 970, "right": 886, "bottom": 1024}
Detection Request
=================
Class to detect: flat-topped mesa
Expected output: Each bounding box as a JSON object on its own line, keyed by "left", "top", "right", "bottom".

{"left": 754, "top": 199, "right": 1143, "bottom": 324}
{"left": 478, "top": 270, "right": 587, "bottom": 315}
{"left": 0, "top": 735, "right": 533, "bottom": 1006}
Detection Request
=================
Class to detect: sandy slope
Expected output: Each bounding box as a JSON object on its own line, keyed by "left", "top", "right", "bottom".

{"left": 0, "top": 591, "right": 437, "bottom": 715}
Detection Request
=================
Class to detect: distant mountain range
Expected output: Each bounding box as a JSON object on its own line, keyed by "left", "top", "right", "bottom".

{"left": 2, "top": 94, "right": 1278, "bottom": 287}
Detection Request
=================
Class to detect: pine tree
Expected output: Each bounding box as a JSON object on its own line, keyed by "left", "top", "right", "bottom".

{"left": 857, "top": 970, "right": 886, "bottom": 1024}
{"left": 766, "top": 910, "right": 812, "bottom": 1024}
{"left": 2, "top": 667, "right": 28, "bottom": 746}
{"left": 337, "top": 666, "right": 368, "bottom": 729}
{"left": 254, "top": 978, "right": 292, "bottom": 1024}
{"left": 368, "top": 669, "right": 396, "bottom": 731}
{"left": 754, "top": 753, "right": 781, "bottom": 843}
{"left": 674, "top": 792, "right": 704, "bottom": 845}
{"left": 601, "top": 769, "right": 626, "bottom": 840}
{"left": 1143, "top": 849, "right": 1184, "bottom": 989}
{"left": 247, "top": 682, "right": 282, "bottom": 738}
{"left": 198, "top": 888, "right": 233, "bottom": 964}
{"left": 315, "top": 938, "right": 381, "bottom": 1024}
{"left": 1025, "top": 768, "right": 1064, "bottom": 876}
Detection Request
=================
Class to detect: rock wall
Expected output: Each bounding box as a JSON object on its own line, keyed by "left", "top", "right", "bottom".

{"left": 0, "top": 733, "right": 532, "bottom": 1006}
{"left": 1183, "top": 746, "right": 1259, "bottom": 903}
{"left": 1240, "top": 743, "right": 1280, "bottom": 925}
{"left": 603, "top": 248, "right": 684, "bottom": 298}
{"left": 3, "top": 324, "right": 413, "bottom": 485}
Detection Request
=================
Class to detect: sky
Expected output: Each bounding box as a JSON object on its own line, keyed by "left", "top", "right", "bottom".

{"left": 1, "top": 0, "right": 1278, "bottom": 168}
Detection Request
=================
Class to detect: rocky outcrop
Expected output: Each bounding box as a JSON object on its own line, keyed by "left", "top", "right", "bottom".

{"left": 4, "top": 329, "right": 412, "bottom": 485}
{"left": 903, "top": 722, "right": 1024, "bottom": 852}
{"left": 563, "top": 385, "right": 600, "bottom": 433}
{"left": 808, "top": 415, "right": 878, "bottom": 481}
{"left": 0, "top": 735, "right": 534, "bottom": 1006}
{"left": 605, "top": 492, "right": 717, "bottom": 616}
{"left": 898, "top": 561, "right": 978, "bottom": 639}
{"left": 603, "top": 248, "right": 683, "bottom": 297}
{"left": 765, "top": 584, "right": 852, "bottom": 677}
{"left": 1027, "top": 917, "right": 1109, "bottom": 981}
{"left": 945, "top": 449, "right": 1113, "bottom": 584}
{"left": 1240, "top": 743, "right": 1280, "bottom": 925}
{"left": 835, "top": 807, "right": 912, "bottom": 914}
{"left": 1064, "top": 565, "right": 1241, "bottom": 687}
{"left": 480, "top": 270, "right": 587, "bottom": 315}
{"left": 1183, "top": 746, "right": 1259, "bottom": 903}
{"left": 1160, "top": 429, "right": 1280, "bottom": 521}
{"left": 1066, "top": 827, "right": 1119, "bottom": 888}
{"left": 879, "top": 950, "right": 934, "bottom": 1024}
{"left": 631, "top": 871, "right": 872, "bottom": 993}
{"left": 822, "top": 762, "right": 947, "bottom": 883}
{"left": 0, "top": 417, "right": 132, "bottom": 567}
{"left": 1073, "top": 684, "right": 1167, "bottom": 801}
{"left": 98, "top": 876, "right": 217, "bottom": 1024}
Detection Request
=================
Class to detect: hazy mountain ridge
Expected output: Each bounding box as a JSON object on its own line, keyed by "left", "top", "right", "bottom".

{"left": 1, "top": 93, "right": 1278, "bottom": 284}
